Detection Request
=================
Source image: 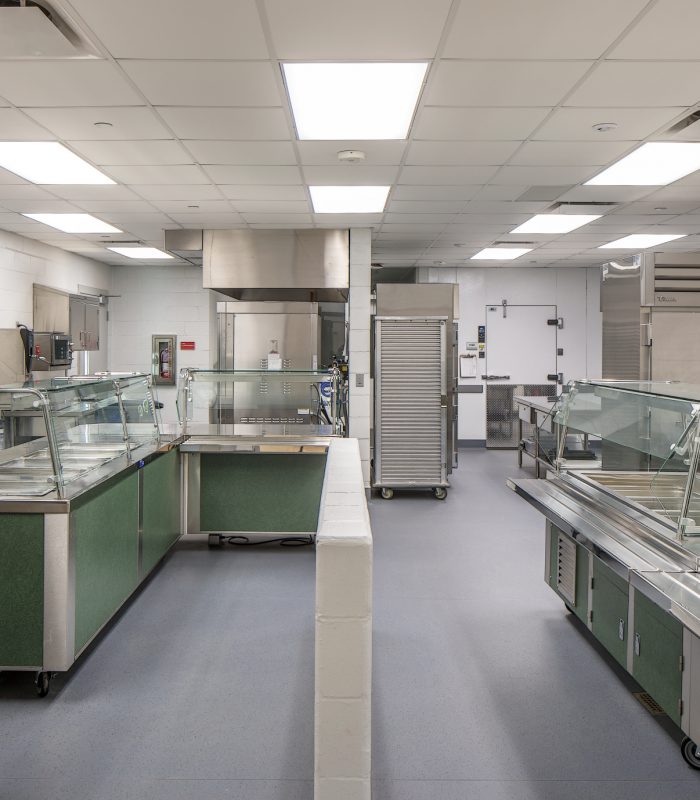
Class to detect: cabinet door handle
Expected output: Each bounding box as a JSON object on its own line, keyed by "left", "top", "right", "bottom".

{"left": 618, "top": 619, "right": 625, "bottom": 641}
{"left": 634, "top": 632, "right": 641, "bottom": 656}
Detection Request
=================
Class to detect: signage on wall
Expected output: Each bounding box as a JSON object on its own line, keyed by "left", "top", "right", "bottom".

{"left": 180, "top": 341, "right": 196, "bottom": 350}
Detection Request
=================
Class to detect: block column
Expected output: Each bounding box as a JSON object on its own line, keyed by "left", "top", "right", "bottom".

{"left": 348, "top": 228, "right": 371, "bottom": 487}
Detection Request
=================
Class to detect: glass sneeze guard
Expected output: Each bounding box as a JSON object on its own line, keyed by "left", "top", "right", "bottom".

{"left": 177, "top": 368, "right": 344, "bottom": 437}
{"left": 0, "top": 374, "right": 160, "bottom": 498}
{"left": 544, "top": 380, "right": 700, "bottom": 541}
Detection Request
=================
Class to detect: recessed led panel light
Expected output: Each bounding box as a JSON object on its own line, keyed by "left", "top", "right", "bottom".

{"left": 107, "top": 246, "right": 173, "bottom": 259}
{"left": 23, "top": 213, "right": 121, "bottom": 233}
{"left": 586, "top": 142, "right": 700, "bottom": 186}
{"left": 598, "top": 234, "right": 687, "bottom": 249}
{"left": 0, "top": 142, "right": 114, "bottom": 184}
{"left": 310, "top": 185, "right": 389, "bottom": 213}
{"left": 283, "top": 62, "right": 428, "bottom": 140}
{"left": 510, "top": 214, "right": 601, "bottom": 234}
{"left": 471, "top": 248, "right": 533, "bottom": 260}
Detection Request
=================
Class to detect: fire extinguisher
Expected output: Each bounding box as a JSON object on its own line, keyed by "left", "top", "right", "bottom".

{"left": 160, "top": 345, "right": 170, "bottom": 380}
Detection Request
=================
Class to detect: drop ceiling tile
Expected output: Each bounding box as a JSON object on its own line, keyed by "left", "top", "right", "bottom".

{"left": 533, "top": 107, "right": 685, "bottom": 141}
{"left": 131, "top": 185, "right": 223, "bottom": 201}
{"left": 241, "top": 213, "right": 313, "bottom": 224}
{"left": 380, "top": 223, "right": 446, "bottom": 233}
{"left": 1, "top": 199, "right": 81, "bottom": 213}
{"left": 444, "top": 0, "right": 647, "bottom": 59}
{"left": 0, "top": 167, "right": 29, "bottom": 185}
{"left": 387, "top": 201, "right": 466, "bottom": 214}
{"left": 43, "top": 184, "right": 142, "bottom": 201}
{"left": 612, "top": 201, "right": 700, "bottom": 216}
{"left": 230, "top": 200, "right": 310, "bottom": 213}
{"left": 185, "top": 141, "right": 297, "bottom": 165}
{"left": 556, "top": 185, "right": 656, "bottom": 202}
{"left": 72, "top": 200, "right": 159, "bottom": 213}
{"left": 203, "top": 165, "right": 302, "bottom": 185}
{"left": 566, "top": 62, "right": 700, "bottom": 107}
{"left": 297, "top": 141, "right": 407, "bottom": 166}
{"left": 166, "top": 212, "right": 246, "bottom": 226}
{"left": 150, "top": 200, "right": 233, "bottom": 214}
{"left": 68, "top": 0, "right": 268, "bottom": 59}
{"left": 264, "top": 0, "right": 451, "bottom": 58}
{"left": 120, "top": 61, "right": 282, "bottom": 107}
{"left": 0, "top": 108, "right": 55, "bottom": 140}
{"left": 21, "top": 107, "right": 173, "bottom": 140}
{"left": 104, "top": 165, "right": 209, "bottom": 184}
{"left": 476, "top": 185, "right": 532, "bottom": 201}
{"left": 0, "top": 185, "right": 58, "bottom": 200}
{"left": 457, "top": 213, "right": 531, "bottom": 225}
{"left": 391, "top": 185, "right": 482, "bottom": 201}
{"left": 464, "top": 201, "right": 551, "bottom": 214}
{"left": 156, "top": 107, "right": 289, "bottom": 140}
{"left": 383, "top": 213, "right": 456, "bottom": 224}
{"left": 303, "top": 166, "right": 398, "bottom": 185}
{"left": 413, "top": 107, "right": 550, "bottom": 141}
{"left": 219, "top": 185, "right": 307, "bottom": 201}
{"left": 250, "top": 222, "right": 314, "bottom": 229}
{"left": 426, "top": 61, "right": 592, "bottom": 107}
{"left": 490, "top": 166, "right": 598, "bottom": 185}
{"left": 611, "top": 0, "right": 700, "bottom": 59}
{"left": 67, "top": 140, "right": 193, "bottom": 166}
{"left": 399, "top": 166, "right": 497, "bottom": 185}
{"left": 405, "top": 141, "right": 521, "bottom": 166}
{"left": 0, "top": 61, "right": 141, "bottom": 107}
{"left": 511, "top": 140, "right": 635, "bottom": 166}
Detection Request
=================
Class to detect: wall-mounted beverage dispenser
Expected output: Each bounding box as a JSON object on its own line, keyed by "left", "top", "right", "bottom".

{"left": 152, "top": 335, "right": 176, "bottom": 385}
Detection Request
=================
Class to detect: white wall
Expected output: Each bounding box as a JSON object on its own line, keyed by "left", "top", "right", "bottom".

{"left": 419, "top": 266, "right": 602, "bottom": 441}
{"left": 0, "top": 230, "right": 112, "bottom": 374}
{"left": 108, "top": 264, "right": 218, "bottom": 425}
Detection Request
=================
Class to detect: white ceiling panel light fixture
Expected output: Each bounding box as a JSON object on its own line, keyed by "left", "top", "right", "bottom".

{"left": 310, "top": 185, "right": 390, "bottom": 213}
{"left": 510, "top": 214, "right": 601, "bottom": 234}
{"left": 23, "top": 213, "right": 121, "bottom": 233}
{"left": 586, "top": 142, "right": 700, "bottom": 186}
{"left": 599, "top": 234, "right": 687, "bottom": 249}
{"left": 283, "top": 62, "right": 428, "bottom": 140}
{"left": 107, "top": 246, "right": 173, "bottom": 259}
{"left": 0, "top": 142, "right": 114, "bottom": 184}
{"left": 471, "top": 247, "right": 533, "bottom": 260}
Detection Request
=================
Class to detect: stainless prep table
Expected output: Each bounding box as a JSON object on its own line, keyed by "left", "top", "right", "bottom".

{"left": 510, "top": 380, "right": 700, "bottom": 769}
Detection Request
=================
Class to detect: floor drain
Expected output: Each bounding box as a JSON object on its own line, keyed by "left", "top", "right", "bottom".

{"left": 634, "top": 692, "right": 666, "bottom": 716}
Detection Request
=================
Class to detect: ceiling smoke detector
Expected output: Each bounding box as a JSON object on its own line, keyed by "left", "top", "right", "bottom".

{"left": 337, "top": 150, "right": 366, "bottom": 163}
{"left": 592, "top": 122, "right": 618, "bottom": 133}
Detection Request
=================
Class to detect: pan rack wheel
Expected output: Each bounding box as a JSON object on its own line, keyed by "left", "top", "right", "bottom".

{"left": 380, "top": 488, "right": 394, "bottom": 500}
{"left": 681, "top": 737, "right": 700, "bottom": 770}
{"left": 434, "top": 487, "right": 447, "bottom": 500}
{"left": 35, "top": 671, "right": 51, "bottom": 698}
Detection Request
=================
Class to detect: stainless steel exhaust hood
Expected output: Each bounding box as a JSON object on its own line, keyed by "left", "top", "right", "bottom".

{"left": 199, "top": 229, "right": 350, "bottom": 302}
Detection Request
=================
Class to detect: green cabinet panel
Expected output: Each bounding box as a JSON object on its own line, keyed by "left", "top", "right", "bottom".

{"left": 73, "top": 472, "right": 139, "bottom": 655}
{"left": 633, "top": 590, "right": 683, "bottom": 725}
{"left": 591, "top": 558, "right": 629, "bottom": 668}
{"left": 547, "top": 527, "right": 589, "bottom": 625}
{"left": 200, "top": 452, "right": 327, "bottom": 533}
{"left": 0, "top": 514, "right": 44, "bottom": 667}
{"left": 141, "top": 449, "right": 180, "bottom": 576}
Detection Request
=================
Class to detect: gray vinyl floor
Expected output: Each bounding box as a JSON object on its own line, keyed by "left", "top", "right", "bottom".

{"left": 1, "top": 449, "right": 700, "bottom": 800}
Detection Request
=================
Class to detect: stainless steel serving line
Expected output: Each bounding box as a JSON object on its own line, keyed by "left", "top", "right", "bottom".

{"left": 509, "top": 380, "right": 700, "bottom": 769}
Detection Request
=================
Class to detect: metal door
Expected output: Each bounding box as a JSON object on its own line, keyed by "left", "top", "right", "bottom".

{"left": 650, "top": 310, "right": 700, "bottom": 383}
{"left": 484, "top": 304, "right": 559, "bottom": 448}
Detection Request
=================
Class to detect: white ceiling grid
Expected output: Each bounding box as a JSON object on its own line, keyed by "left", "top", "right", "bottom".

{"left": 0, "top": 0, "right": 698, "bottom": 267}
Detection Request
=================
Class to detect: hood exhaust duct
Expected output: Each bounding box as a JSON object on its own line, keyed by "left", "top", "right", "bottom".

{"left": 174, "top": 229, "right": 350, "bottom": 303}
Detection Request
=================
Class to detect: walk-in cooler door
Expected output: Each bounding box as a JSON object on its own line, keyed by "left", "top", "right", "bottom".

{"left": 374, "top": 318, "right": 447, "bottom": 488}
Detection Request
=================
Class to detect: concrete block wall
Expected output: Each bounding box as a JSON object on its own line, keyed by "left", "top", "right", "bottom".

{"left": 108, "top": 264, "right": 218, "bottom": 425}
{"left": 348, "top": 229, "right": 371, "bottom": 486}
{"left": 315, "top": 438, "right": 372, "bottom": 800}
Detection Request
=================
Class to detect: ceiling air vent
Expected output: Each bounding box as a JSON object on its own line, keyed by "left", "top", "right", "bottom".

{"left": 665, "top": 110, "right": 700, "bottom": 138}
{"left": 546, "top": 201, "right": 619, "bottom": 213}
{"left": 0, "top": 1, "right": 100, "bottom": 59}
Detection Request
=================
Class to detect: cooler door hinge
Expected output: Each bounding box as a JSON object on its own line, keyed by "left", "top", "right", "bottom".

{"left": 679, "top": 698, "right": 684, "bottom": 717}
{"left": 547, "top": 317, "right": 564, "bottom": 329}
{"left": 590, "top": 576, "right": 595, "bottom": 590}
{"left": 588, "top": 609, "right": 594, "bottom": 624}
{"left": 680, "top": 654, "right": 685, "bottom": 672}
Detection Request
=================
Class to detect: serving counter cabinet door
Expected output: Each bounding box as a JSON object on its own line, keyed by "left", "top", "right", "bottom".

{"left": 591, "top": 558, "right": 629, "bottom": 670}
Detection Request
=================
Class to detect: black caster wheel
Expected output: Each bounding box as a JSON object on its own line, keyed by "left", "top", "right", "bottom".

{"left": 35, "top": 671, "right": 51, "bottom": 698}
{"left": 208, "top": 534, "right": 222, "bottom": 547}
{"left": 380, "top": 488, "right": 394, "bottom": 500}
{"left": 681, "top": 737, "right": 700, "bottom": 770}
{"left": 434, "top": 487, "right": 447, "bottom": 500}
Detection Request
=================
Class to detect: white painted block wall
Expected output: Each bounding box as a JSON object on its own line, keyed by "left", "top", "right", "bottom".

{"left": 0, "top": 230, "right": 112, "bottom": 373}
{"left": 108, "top": 264, "right": 218, "bottom": 425}
{"left": 348, "top": 229, "right": 372, "bottom": 486}
{"left": 419, "top": 266, "right": 602, "bottom": 442}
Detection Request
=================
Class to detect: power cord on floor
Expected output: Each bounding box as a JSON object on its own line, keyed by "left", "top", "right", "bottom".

{"left": 221, "top": 535, "right": 314, "bottom": 547}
